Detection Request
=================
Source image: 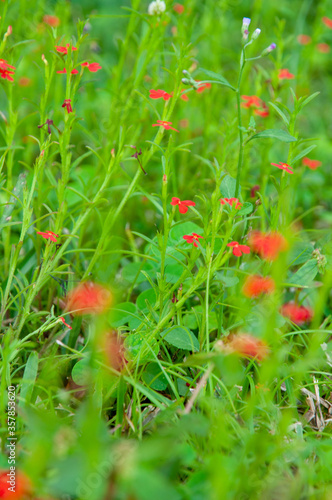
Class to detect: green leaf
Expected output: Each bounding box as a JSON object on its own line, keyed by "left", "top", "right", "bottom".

{"left": 289, "top": 259, "right": 319, "bottom": 286}
{"left": 237, "top": 202, "right": 253, "bottom": 216}
{"left": 291, "top": 145, "right": 317, "bottom": 165}
{"left": 162, "top": 326, "right": 199, "bottom": 351}
{"left": 110, "top": 302, "right": 137, "bottom": 327}
{"left": 165, "top": 264, "right": 183, "bottom": 283}
{"left": 136, "top": 288, "right": 157, "bottom": 311}
{"left": 298, "top": 91, "right": 320, "bottom": 111}
{"left": 199, "top": 68, "right": 236, "bottom": 90}
{"left": 122, "top": 262, "right": 155, "bottom": 284}
{"left": 142, "top": 363, "right": 168, "bottom": 390}
{"left": 124, "top": 333, "right": 159, "bottom": 362}
{"left": 268, "top": 102, "right": 290, "bottom": 126}
{"left": 247, "top": 129, "right": 297, "bottom": 143}
{"left": 71, "top": 358, "right": 90, "bottom": 386}
{"left": 219, "top": 174, "right": 238, "bottom": 198}
{"left": 18, "top": 352, "right": 38, "bottom": 408}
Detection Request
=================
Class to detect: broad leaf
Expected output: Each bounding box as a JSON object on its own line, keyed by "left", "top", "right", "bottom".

{"left": 199, "top": 68, "right": 236, "bottom": 90}
{"left": 162, "top": 326, "right": 199, "bottom": 351}
{"left": 247, "top": 129, "right": 297, "bottom": 143}
{"left": 142, "top": 363, "right": 168, "bottom": 390}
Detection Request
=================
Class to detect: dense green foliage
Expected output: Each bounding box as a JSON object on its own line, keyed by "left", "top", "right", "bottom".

{"left": 0, "top": 0, "right": 332, "bottom": 498}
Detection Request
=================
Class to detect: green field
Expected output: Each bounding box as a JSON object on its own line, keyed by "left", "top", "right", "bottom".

{"left": 1, "top": 0, "right": 332, "bottom": 498}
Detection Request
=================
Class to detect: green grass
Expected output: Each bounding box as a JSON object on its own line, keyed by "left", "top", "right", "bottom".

{"left": 0, "top": 0, "right": 332, "bottom": 499}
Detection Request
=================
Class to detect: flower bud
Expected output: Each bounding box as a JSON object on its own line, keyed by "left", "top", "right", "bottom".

{"left": 41, "top": 53, "right": 48, "bottom": 66}
{"left": 181, "top": 78, "right": 191, "bottom": 85}
{"left": 252, "top": 28, "right": 261, "bottom": 40}
{"left": 261, "top": 43, "right": 276, "bottom": 56}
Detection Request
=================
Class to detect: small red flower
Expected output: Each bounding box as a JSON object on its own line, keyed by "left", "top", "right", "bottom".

{"left": 241, "top": 95, "right": 262, "bottom": 108}
{"left": 0, "top": 470, "right": 32, "bottom": 499}
{"left": 254, "top": 104, "right": 269, "bottom": 117}
{"left": 226, "top": 334, "right": 268, "bottom": 360}
{"left": 37, "top": 231, "right": 59, "bottom": 242}
{"left": 19, "top": 77, "right": 32, "bottom": 87}
{"left": 302, "top": 157, "right": 322, "bottom": 170}
{"left": 62, "top": 98, "right": 73, "bottom": 113}
{"left": 297, "top": 34, "right": 311, "bottom": 45}
{"left": 43, "top": 15, "right": 60, "bottom": 27}
{"left": 220, "top": 197, "right": 242, "bottom": 210}
{"left": 322, "top": 16, "right": 332, "bottom": 29}
{"left": 249, "top": 231, "right": 288, "bottom": 261}
{"left": 316, "top": 43, "right": 330, "bottom": 53}
{"left": 278, "top": 69, "right": 295, "bottom": 80}
{"left": 227, "top": 241, "right": 250, "bottom": 257}
{"left": 171, "top": 197, "right": 195, "bottom": 214}
{"left": 250, "top": 185, "right": 260, "bottom": 198}
{"left": 57, "top": 68, "right": 79, "bottom": 74}
{"left": 280, "top": 302, "right": 313, "bottom": 325}
{"left": 173, "top": 3, "right": 185, "bottom": 14}
{"left": 196, "top": 81, "right": 211, "bottom": 93}
{"left": 271, "top": 162, "right": 293, "bottom": 174}
{"left": 59, "top": 316, "right": 72, "bottom": 329}
{"left": 183, "top": 233, "right": 204, "bottom": 247}
{"left": 55, "top": 44, "right": 77, "bottom": 55}
{"left": 149, "top": 89, "right": 172, "bottom": 101}
{"left": 242, "top": 275, "right": 275, "bottom": 298}
{"left": 180, "top": 91, "right": 189, "bottom": 101}
{"left": 152, "top": 120, "right": 179, "bottom": 132}
{"left": 66, "top": 282, "right": 112, "bottom": 316}
{"left": 0, "top": 59, "right": 16, "bottom": 82}
{"left": 81, "top": 62, "right": 102, "bottom": 72}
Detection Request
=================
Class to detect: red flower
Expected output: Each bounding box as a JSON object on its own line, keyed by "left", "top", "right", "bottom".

{"left": 37, "top": 231, "right": 59, "bottom": 242}
{"left": 59, "top": 316, "right": 72, "bottom": 329}
{"left": 173, "top": 3, "right": 185, "bottom": 14}
{"left": 81, "top": 62, "right": 102, "bottom": 72}
{"left": 322, "top": 16, "right": 332, "bottom": 29}
{"left": 271, "top": 162, "right": 293, "bottom": 174}
{"left": 183, "top": 233, "right": 204, "bottom": 247}
{"left": 250, "top": 185, "right": 260, "bottom": 198}
{"left": 254, "top": 104, "right": 269, "bottom": 117}
{"left": 55, "top": 44, "right": 77, "bottom": 55}
{"left": 226, "top": 334, "right": 268, "bottom": 360}
{"left": 302, "top": 157, "right": 322, "bottom": 170}
{"left": 19, "top": 77, "right": 32, "bottom": 87}
{"left": 0, "top": 470, "right": 32, "bottom": 499}
{"left": 278, "top": 69, "right": 295, "bottom": 80}
{"left": 249, "top": 231, "right": 288, "bottom": 261}
{"left": 57, "top": 68, "right": 79, "bottom": 74}
{"left": 62, "top": 98, "right": 73, "bottom": 113}
{"left": 242, "top": 275, "right": 275, "bottom": 298}
{"left": 180, "top": 90, "right": 189, "bottom": 101}
{"left": 66, "top": 282, "right": 112, "bottom": 315}
{"left": 280, "top": 302, "right": 313, "bottom": 325}
{"left": 149, "top": 89, "right": 172, "bottom": 101}
{"left": 316, "top": 43, "right": 330, "bottom": 53}
{"left": 0, "top": 59, "right": 16, "bottom": 82}
{"left": 297, "top": 34, "right": 311, "bottom": 45}
{"left": 241, "top": 95, "right": 262, "bottom": 108}
{"left": 171, "top": 197, "right": 195, "bottom": 214}
{"left": 220, "top": 197, "right": 242, "bottom": 210}
{"left": 196, "top": 81, "right": 211, "bottom": 93}
{"left": 43, "top": 15, "right": 60, "bottom": 27}
{"left": 152, "top": 120, "right": 179, "bottom": 132}
{"left": 227, "top": 241, "right": 250, "bottom": 257}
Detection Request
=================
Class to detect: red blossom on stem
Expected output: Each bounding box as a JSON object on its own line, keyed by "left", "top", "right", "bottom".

{"left": 0, "top": 470, "right": 32, "bottom": 499}
{"left": 37, "top": 231, "right": 59, "bottom": 242}
{"left": 152, "top": 120, "right": 179, "bottom": 132}
{"left": 280, "top": 302, "right": 313, "bottom": 325}
{"left": 62, "top": 99, "right": 73, "bottom": 113}
{"left": 241, "top": 95, "right": 262, "bottom": 108}
{"left": 173, "top": 3, "right": 185, "bottom": 14}
{"left": 171, "top": 197, "right": 195, "bottom": 214}
{"left": 43, "top": 15, "right": 60, "bottom": 27}
{"left": 242, "top": 275, "right": 275, "bottom": 298}
{"left": 250, "top": 185, "right": 260, "bottom": 198}
{"left": 227, "top": 241, "right": 250, "bottom": 257}
{"left": 316, "top": 43, "right": 330, "bottom": 53}
{"left": 59, "top": 316, "right": 72, "bottom": 329}
{"left": 149, "top": 89, "right": 172, "bottom": 101}
{"left": 226, "top": 334, "right": 269, "bottom": 360}
{"left": 55, "top": 44, "right": 77, "bottom": 55}
{"left": 271, "top": 162, "right": 293, "bottom": 174}
{"left": 183, "top": 233, "right": 204, "bottom": 247}
{"left": 297, "top": 34, "right": 311, "bottom": 45}
{"left": 66, "top": 282, "right": 112, "bottom": 315}
{"left": 254, "top": 104, "right": 269, "bottom": 117}
{"left": 220, "top": 197, "right": 242, "bottom": 210}
{"left": 302, "top": 157, "right": 322, "bottom": 170}
{"left": 278, "top": 69, "right": 295, "bottom": 80}
{"left": 57, "top": 68, "right": 79, "bottom": 74}
{"left": 322, "top": 16, "right": 332, "bottom": 29}
{"left": 195, "top": 81, "right": 211, "bottom": 93}
{"left": 0, "top": 59, "right": 16, "bottom": 82}
{"left": 81, "top": 62, "right": 102, "bottom": 72}
{"left": 249, "top": 231, "right": 288, "bottom": 261}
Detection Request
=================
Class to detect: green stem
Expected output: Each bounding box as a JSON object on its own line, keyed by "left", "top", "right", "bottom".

{"left": 235, "top": 52, "right": 246, "bottom": 198}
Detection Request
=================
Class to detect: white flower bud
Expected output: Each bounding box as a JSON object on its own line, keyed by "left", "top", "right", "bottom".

{"left": 148, "top": 0, "right": 166, "bottom": 15}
